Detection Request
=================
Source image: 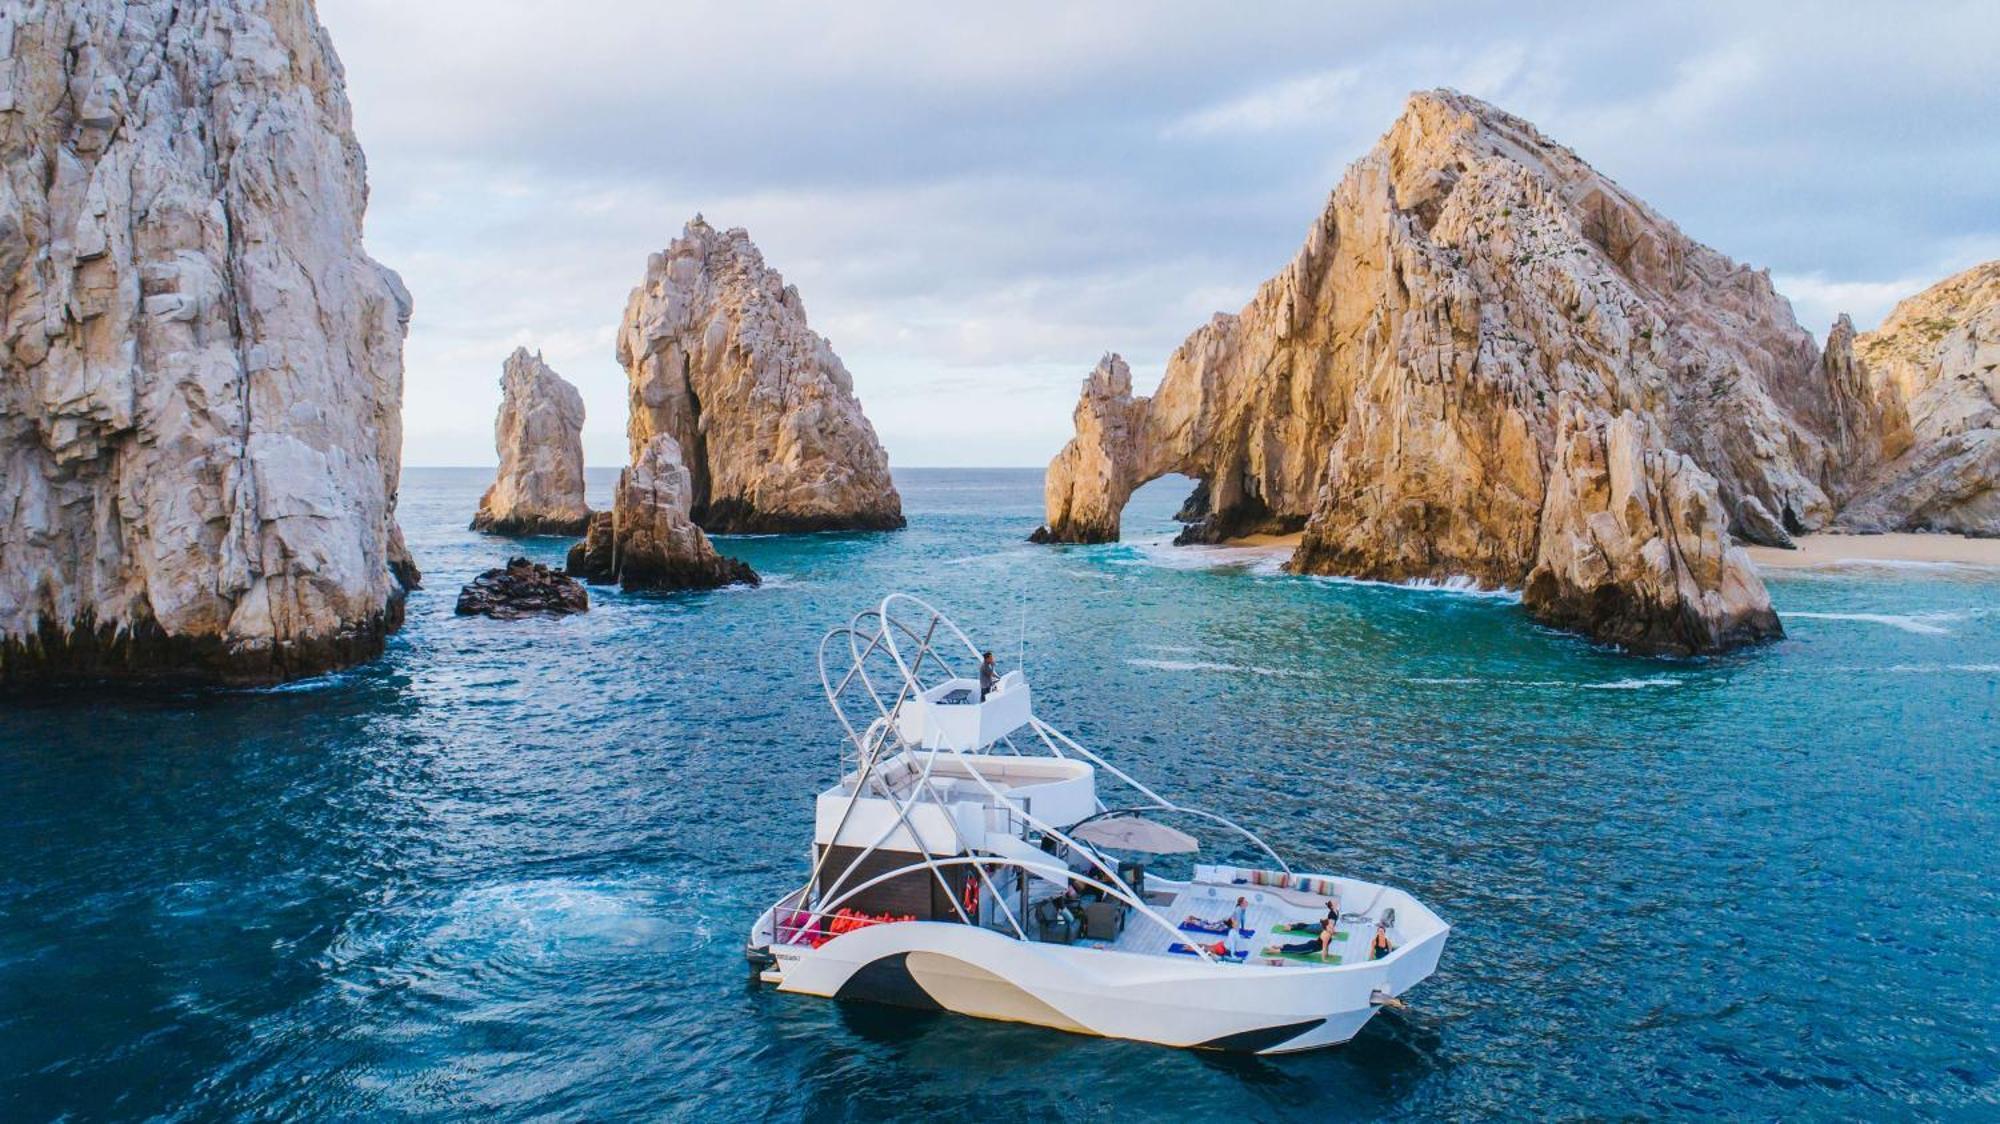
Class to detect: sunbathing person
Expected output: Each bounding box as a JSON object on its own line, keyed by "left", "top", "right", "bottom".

{"left": 1182, "top": 896, "right": 1251, "bottom": 936}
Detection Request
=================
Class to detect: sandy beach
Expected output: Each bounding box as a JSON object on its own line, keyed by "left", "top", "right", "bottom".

{"left": 1221, "top": 530, "right": 2000, "bottom": 571}
{"left": 1745, "top": 532, "right": 2000, "bottom": 570}
{"left": 1222, "top": 531, "right": 1305, "bottom": 549}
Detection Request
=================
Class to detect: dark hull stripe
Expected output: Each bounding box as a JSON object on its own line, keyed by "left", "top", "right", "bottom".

{"left": 832, "top": 953, "right": 944, "bottom": 1011}
{"left": 1196, "top": 1017, "right": 1327, "bottom": 1053}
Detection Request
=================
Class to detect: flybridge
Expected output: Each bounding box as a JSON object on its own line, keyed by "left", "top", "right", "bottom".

{"left": 892, "top": 670, "right": 1033, "bottom": 750}
{"left": 743, "top": 594, "right": 1452, "bottom": 1054}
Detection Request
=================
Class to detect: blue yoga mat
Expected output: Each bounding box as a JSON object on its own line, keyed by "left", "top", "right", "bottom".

{"left": 1179, "top": 921, "right": 1255, "bottom": 938}
{"left": 1167, "top": 942, "right": 1249, "bottom": 961}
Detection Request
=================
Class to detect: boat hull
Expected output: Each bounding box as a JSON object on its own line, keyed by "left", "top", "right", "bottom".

{"left": 754, "top": 914, "right": 1448, "bottom": 1054}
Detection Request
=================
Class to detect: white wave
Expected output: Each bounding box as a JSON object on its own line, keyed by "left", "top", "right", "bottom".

{"left": 1871, "top": 663, "right": 2000, "bottom": 674}
{"left": 1310, "top": 573, "right": 1524, "bottom": 602}
{"left": 243, "top": 670, "right": 355, "bottom": 694}
{"left": 1407, "top": 675, "right": 1682, "bottom": 690}
{"left": 1112, "top": 536, "right": 1292, "bottom": 576}
{"left": 1126, "top": 657, "right": 1312, "bottom": 678}
{"left": 713, "top": 573, "right": 799, "bottom": 594}
{"left": 1580, "top": 677, "right": 1682, "bottom": 690}
{"left": 1783, "top": 611, "right": 1956, "bottom": 635}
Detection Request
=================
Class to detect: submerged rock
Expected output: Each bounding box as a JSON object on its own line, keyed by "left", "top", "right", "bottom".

{"left": 1032, "top": 89, "right": 1932, "bottom": 654}
{"left": 0, "top": 0, "right": 414, "bottom": 686}
{"left": 472, "top": 349, "right": 591, "bottom": 537}
{"left": 566, "top": 435, "right": 759, "bottom": 591}
{"left": 1840, "top": 261, "right": 2000, "bottom": 535}
{"left": 615, "top": 216, "right": 903, "bottom": 533}
{"left": 455, "top": 558, "right": 589, "bottom": 619}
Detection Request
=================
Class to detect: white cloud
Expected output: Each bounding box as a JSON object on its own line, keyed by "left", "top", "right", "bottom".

{"left": 1164, "top": 68, "right": 1365, "bottom": 137}
{"left": 317, "top": 1, "right": 2000, "bottom": 467}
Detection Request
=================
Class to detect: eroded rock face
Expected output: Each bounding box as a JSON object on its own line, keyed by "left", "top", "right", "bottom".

{"left": 1033, "top": 90, "right": 1903, "bottom": 653}
{"left": 1840, "top": 261, "right": 2000, "bottom": 534}
{"left": 1524, "top": 411, "right": 1779, "bottom": 653}
{"left": 472, "top": 348, "right": 590, "bottom": 536}
{"left": 615, "top": 216, "right": 902, "bottom": 533}
{"left": 455, "top": 557, "right": 588, "bottom": 619}
{"left": 0, "top": 0, "right": 414, "bottom": 685}
{"left": 566, "top": 435, "right": 758, "bottom": 591}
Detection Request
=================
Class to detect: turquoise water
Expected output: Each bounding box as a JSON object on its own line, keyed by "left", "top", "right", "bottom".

{"left": 3, "top": 467, "right": 1996, "bottom": 1120}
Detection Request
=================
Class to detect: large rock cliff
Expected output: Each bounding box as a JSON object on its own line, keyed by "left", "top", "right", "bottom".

{"left": 614, "top": 216, "right": 902, "bottom": 533}
{"left": 1036, "top": 90, "right": 1931, "bottom": 654}
{"left": 1838, "top": 261, "right": 2000, "bottom": 534}
{"left": 472, "top": 348, "right": 590, "bottom": 536}
{"left": 0, "top": 0, "right": 414, "bottom": 685}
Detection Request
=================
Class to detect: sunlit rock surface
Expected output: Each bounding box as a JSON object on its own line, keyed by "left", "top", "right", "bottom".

{"left": 472, "top": 349, "right": 590, "bottom": 537}
{"left": 614, "top": 216, "right": 902, "bottom": 534}
{"left": 1840, "top": 261, "right": 2000, "bottom": 534}
{"left": 566, "top": 434, "right": 758, "bottom": 592}
{"left": 0, "top": 0, "right": 414, "bottom": 685}
{"left": 1032, "top": 90, "right": 1950, "bottom": 653}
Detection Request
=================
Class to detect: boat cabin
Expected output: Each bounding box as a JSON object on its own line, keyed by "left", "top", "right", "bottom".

{"left": 892, "top": 671, "right": 1031, "bottom": 750}
{"left": 811, "top": 749, "right": 1094, "bottom": 922}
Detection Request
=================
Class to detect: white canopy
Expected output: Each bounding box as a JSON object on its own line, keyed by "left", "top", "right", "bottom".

{"left": 1070, "top": 815, "right": 1199, "bottom": 854}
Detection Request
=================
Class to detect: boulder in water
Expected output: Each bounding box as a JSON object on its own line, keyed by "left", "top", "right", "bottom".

{"left": 455, "top": 558, "right": 590, "bottom": 619}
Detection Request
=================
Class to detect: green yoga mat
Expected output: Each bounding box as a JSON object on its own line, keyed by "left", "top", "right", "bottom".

{"left": 1273, "top": 923, "right": 1351, "bottom": 940}
{"left": 1259, "top": 947, "right": 1343, "bottom": 965}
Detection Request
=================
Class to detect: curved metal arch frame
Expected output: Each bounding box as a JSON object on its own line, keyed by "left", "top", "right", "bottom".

{"left": 788, "top": 594, "right": 1297, "bottom": 966}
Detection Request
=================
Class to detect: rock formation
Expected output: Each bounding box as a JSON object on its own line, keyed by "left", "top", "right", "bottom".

{"left": 0, "top": 0, "right": 415, "bottom": 686}
{"left": 567, "top": 434, "right": 759, "bottom": 591}
{"left": 471, "top": 348, "right": 590, "bottom": 536}
{"left": 1032, "top": 90, "right": 1948, "bottom": 654}
{"left": 614, "top": 216, "right": 902, "bottom": 533}
{"left": 455, "top": 557, "right": 589, "bottom": 619}
{"left": 1837, "top": 261, "right": 2000, "bottom": 534}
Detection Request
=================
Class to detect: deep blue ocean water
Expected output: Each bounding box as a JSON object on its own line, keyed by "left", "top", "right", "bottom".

{"left": 3, "top": 466, "right": 1996, "bottom": 1120}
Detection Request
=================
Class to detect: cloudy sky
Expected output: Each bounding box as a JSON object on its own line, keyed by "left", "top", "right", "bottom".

{"left": 317, "top": 1, "right": 2000, "bottom": 467}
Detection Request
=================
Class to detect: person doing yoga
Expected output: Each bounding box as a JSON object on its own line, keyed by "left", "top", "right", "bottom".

{"left": 1372, "top": 919, "right": 1395, "bottom": 960}
{"left": 1267, "top": 915, "right": 1335, "bottom": 960}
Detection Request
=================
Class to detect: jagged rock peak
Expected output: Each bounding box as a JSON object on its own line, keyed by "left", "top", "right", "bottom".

{"left": 566, "top": 434, "right": 759, "bottom": 592}
{"left": 1034, "top": 88, "right": 1879, "bottom": 654}
{"left": 1839, "top": 260, "right": 2000, "bottom": 534}
{"left": 616, "top": 216, "right": 904, "bottom": 533}
{"left": 0, "top": 0, "right": 414, "bottom": 686}
{"left": 472, "top": 348, "right": 591, "bottom": 537}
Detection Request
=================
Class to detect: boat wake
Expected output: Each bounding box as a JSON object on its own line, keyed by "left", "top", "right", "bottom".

{"left": 1126, "top": 657, "right": 1315, "bottom": 678}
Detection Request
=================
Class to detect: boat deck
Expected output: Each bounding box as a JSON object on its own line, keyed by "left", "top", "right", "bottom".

{"left": 1077, "top": 879, "right": 1364, "bottom": 967}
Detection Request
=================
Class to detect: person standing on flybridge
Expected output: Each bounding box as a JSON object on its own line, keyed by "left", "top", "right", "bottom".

{"left": 979, "top": 652, "right": 998, "bottom": 699}
{"left": 1228, "top": 896, "right": 1249, "bottom": 958}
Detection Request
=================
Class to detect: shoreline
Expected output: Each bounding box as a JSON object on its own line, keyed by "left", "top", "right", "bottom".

{"left": 1220, "top": 532, "right": 1305, "bottom": 549}
{"left": 1216, "top": 530, "right": 2000, "bottom": 572}
{"left": 1745, "top": 532, "right": 2000, "bottom": 570}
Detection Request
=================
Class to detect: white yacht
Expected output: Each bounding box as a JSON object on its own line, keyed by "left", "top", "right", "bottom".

{"left": 745, "top": 594, "right": 1449, "bottom": 1054}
